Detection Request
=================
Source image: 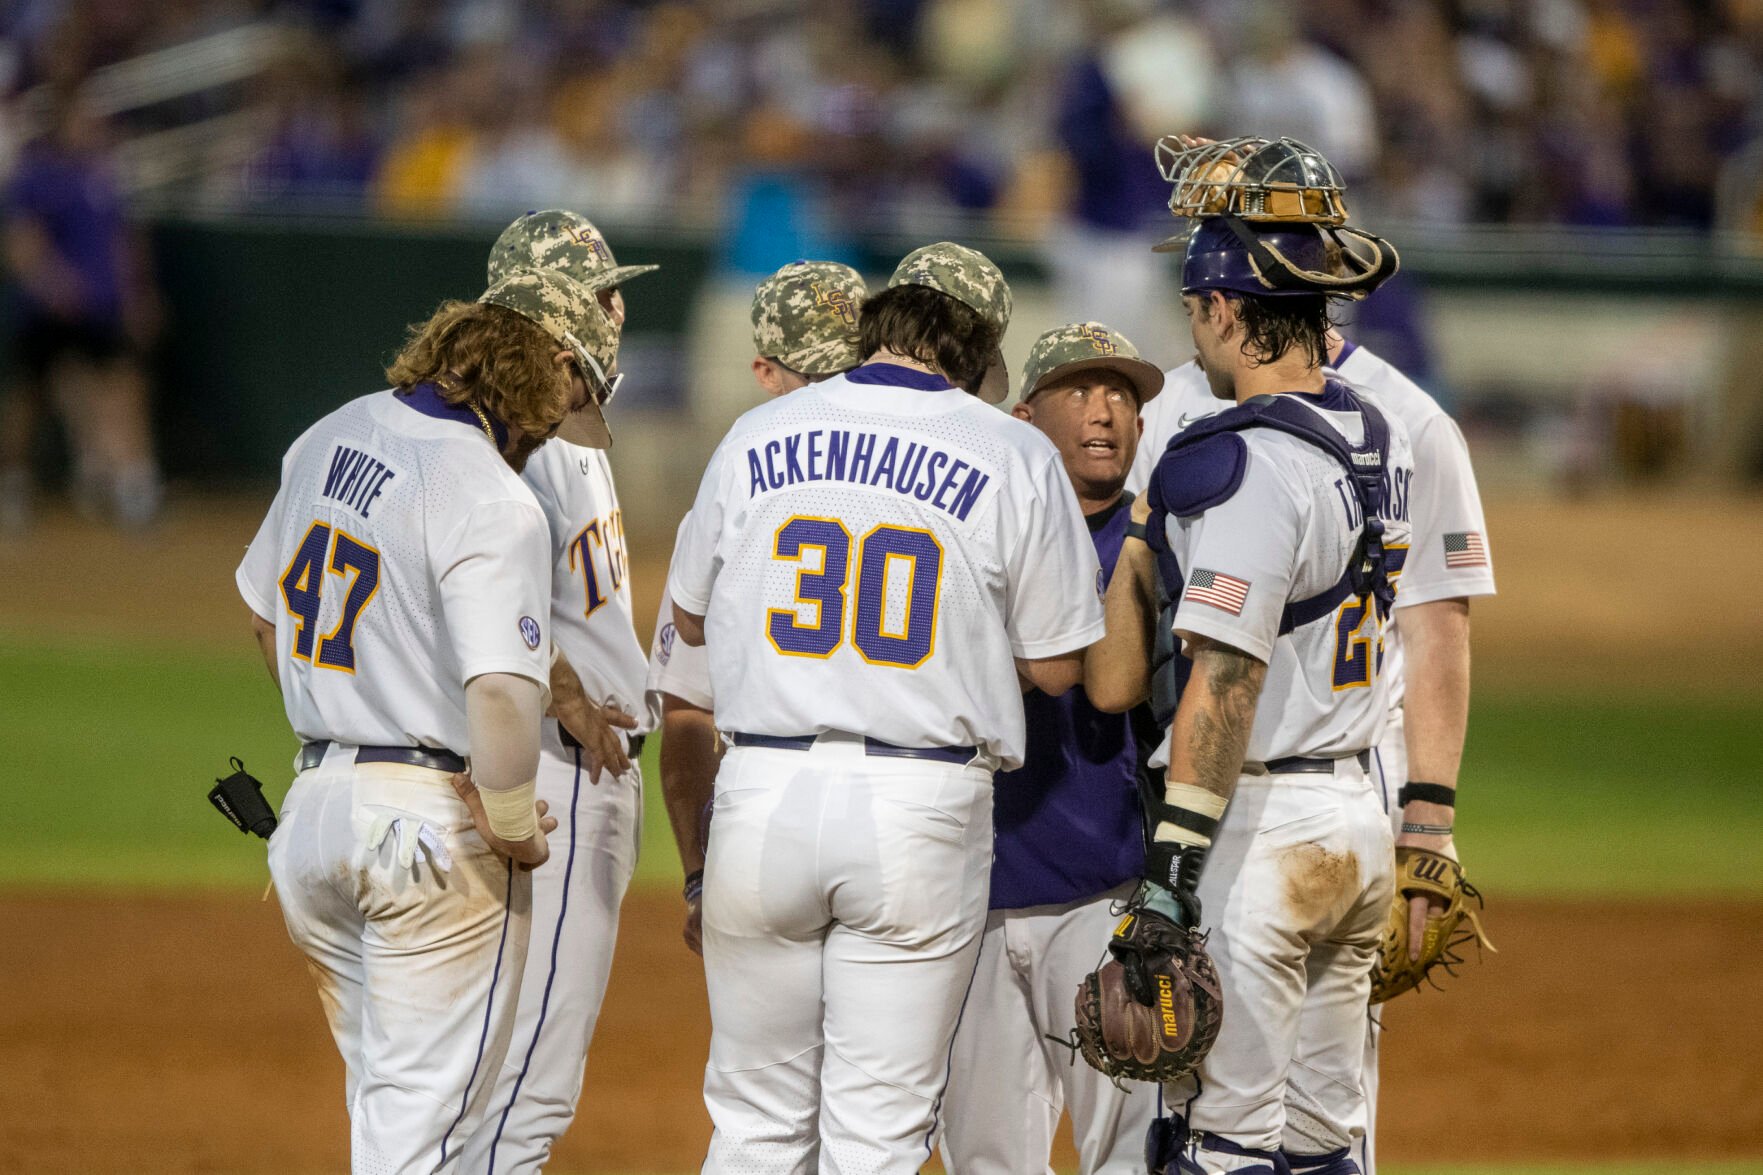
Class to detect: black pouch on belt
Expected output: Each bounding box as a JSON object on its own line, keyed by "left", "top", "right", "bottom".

{"left": 209, "top": 757, "right": 278, "bottom": 839}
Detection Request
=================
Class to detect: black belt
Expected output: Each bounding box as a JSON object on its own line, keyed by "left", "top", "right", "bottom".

{"left": 1261, "top": 750, "right": 1371, "bottom": 775}
{"left": 557, "top": 724, "right": 646, "bottom": 760}
{"left": 728, "top": 732, "right": 978, "bottom": 766}
{"left": 297, "top": 741, "right": 466, "bottom": 774}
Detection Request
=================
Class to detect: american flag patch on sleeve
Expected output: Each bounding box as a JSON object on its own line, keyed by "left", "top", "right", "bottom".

{"left": 1186, "top": 568, "right": 1251, "bottom": 615}
{"left": 1443, "top": 531, "right": 1489, "bottom": 568}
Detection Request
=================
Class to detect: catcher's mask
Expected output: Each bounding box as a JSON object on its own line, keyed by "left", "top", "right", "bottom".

{"left": 1176, "top": 215, "right": 1399, "bottom": 302}
{"left": 1155, "top": 134, "right": 1349, "bottom": 228}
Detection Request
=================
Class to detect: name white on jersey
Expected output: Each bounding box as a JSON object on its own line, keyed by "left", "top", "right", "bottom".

{"left": 236, "top": 390, "right": 551, "bottom": 753}
{"left": 667, "top": 368, "right": 1104, "bottom": 770}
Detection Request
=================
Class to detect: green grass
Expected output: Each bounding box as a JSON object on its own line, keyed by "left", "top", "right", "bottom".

{"left": 2, "top": 631, "right": 1759, "bottom": 896}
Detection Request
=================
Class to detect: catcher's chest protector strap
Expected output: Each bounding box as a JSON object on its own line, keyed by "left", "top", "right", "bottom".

{"left": 1143, "top": 383, "right": 1395, "bottom": 728}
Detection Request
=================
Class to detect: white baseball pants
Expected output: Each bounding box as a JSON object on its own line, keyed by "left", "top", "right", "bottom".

{"left": 1164, "top": 761, "right": 1395, "bottom": 1161}
{"left": 699, "top": 735, "right": 994, "bottom": 1175}
{"left": 461, "top": 721, "right": 644, "bottom": 1173}
{"left": 939, "top": 881, "right": 1162, "bottom": 1175}
{"left": 267, "top": 748, "right": 532, "bottom": 1175}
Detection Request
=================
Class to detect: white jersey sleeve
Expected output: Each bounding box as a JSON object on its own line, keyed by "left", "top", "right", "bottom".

{"left": 433, "top": 498, "right": 553, "bottom": 686}
{"left": 1394, "top": 413, "right": 1496, "bottom": 607}
{"left": 647, "top": 516, "right": 715, "bottom": 712}
{"left": 1003, "top": 449, "right": 1110, "bottom": 659}
{"left": 1165, "top": 450, "right": 1305, "bottom": 664}
{"left": 1125, "top": 361, "right": 1220, "bottom": 496}
{"left": 666, "top": 445, "right": 731, "bottom": 618}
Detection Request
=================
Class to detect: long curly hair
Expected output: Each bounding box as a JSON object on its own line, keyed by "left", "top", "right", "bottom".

{"left": 857, "top": 285, "right": 1000, "bottom": 392}
{"left": 386, "top": 301, "right": 574, "bottom": 438}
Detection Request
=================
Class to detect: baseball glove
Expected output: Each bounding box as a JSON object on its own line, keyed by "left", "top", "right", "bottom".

{"left": 1071, "top": 905, "right": 1223, "bottom": 1085}
{"left": 1369, "top": 846, "right": 1495, "bottom": 1004}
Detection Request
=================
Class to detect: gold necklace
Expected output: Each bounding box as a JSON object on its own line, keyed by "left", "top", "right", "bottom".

{"left": 465, "top": 400, "right": 498, "bottom": 446}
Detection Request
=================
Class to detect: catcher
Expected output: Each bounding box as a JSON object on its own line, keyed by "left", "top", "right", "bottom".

{"left": 1108, "top": 135, "right": 1497, "bottom": 1174}
{"left": 1074, "top": 134, "right": 1415, "bottom": 1174}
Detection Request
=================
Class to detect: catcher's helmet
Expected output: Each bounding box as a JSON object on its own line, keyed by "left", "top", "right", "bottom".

{"left": 1178, "top": 215, "right": 1399, "bottom": 302}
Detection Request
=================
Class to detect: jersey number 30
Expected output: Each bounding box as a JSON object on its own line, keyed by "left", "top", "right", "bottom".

{"left": 766, "top": 516, "right": 943, "bottom": 669}
{"left": 280, "top": 521, "right": 382, "bottom": 672}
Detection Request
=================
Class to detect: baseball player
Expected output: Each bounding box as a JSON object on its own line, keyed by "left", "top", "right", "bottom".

{"left": 1130, "top": 340, "right": 1492, "bottom": 1175}
{"left": 667, "top": 243, "right": 1105, "bottom": 1174}
{"left": 645, "top": 259, "right": 870, "bottom": 955}
{"left": 1125, "top": 213, "right": 1496, "bottom": 1175}
{"left": 936, "top": 321, "right": 1168, "bottom": 1174}
{"left": 1096, "top": 144, "right": 1413, "bottom": 1173}
{"left": 457, "top": 210, "right": 663, "bottom": 1173}
{"left": 237, "top": 269, "right": 620, "bottom": 1173}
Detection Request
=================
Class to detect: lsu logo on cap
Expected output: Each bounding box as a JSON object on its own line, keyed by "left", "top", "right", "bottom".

{"left": 565, "top": 225, "right": 610, "bottom": 261}
{"left": 519, "top": 616, "right": 542, "bottom": 650}
{"left": 813, "top": 281, "right": 856, "bottom": 326}
{"left": 1088, "top": 326, "right": 1116, "bottom": 355}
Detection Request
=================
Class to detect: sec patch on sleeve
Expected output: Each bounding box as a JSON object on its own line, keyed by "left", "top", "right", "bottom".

{"left": 519, "top": 615, "right": 542, "bottom": 649}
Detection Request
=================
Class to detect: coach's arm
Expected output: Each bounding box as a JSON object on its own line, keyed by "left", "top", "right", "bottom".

{"left": 1086, "top": 495, "right": 1158, "bottom": 712}
{"left": 672, "top": 603, "right": 706, "bottom": 647}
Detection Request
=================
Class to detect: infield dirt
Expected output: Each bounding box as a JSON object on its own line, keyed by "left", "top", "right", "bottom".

{"left": 2, "top": 893, "right": 1759, "bottom": 1172}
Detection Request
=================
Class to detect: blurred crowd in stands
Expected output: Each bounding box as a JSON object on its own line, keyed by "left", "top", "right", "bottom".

{"left": 2, "top": 0, "right": 1759, "bottom": 528}
{"left": 1, "top": 0, "right": 1758, "bottom": 236}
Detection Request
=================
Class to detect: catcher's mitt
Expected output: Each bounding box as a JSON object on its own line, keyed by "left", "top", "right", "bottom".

{"left": 1071, "top": 906, "right": 1223, "bottom": 1085}
{"left": 1370, "top": 846, "right": 1496, "bottom": 1004}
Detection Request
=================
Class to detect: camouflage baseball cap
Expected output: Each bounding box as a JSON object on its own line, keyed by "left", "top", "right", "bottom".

{"left": 1019, "top": 322, "right": 1165, "bottom": 406}
{"left": 888, "top": 242, "right": 1013, "bottom": 403}
{"left": 479, "top": 269, "right": 621, "bottom": 448}
{"left": 487, "top": 209, "right": 659, "bottom": 292}
{"left": 751, "top": 261, "right": 867, "bottom": 375}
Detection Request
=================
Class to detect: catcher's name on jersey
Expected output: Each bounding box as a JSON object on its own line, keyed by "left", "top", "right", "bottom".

{"left": 739, "top": 425, "right": 992, "bottom": 521}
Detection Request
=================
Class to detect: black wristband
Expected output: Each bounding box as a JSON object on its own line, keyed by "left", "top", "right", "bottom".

{"left": 683, "top": 868, "right": 704, "bottom": 903}
{"left": 1126, "top": 520, "right": 1148, "bottom": 543}
{"left": 1398, "top": 782, "right": 1456, "bottom": 808}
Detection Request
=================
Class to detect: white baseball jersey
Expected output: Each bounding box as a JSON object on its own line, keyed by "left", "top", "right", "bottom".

{"left": 522, "top": 440, "right": 659, "bottom": 733}
{"left": 1131, "top": 348, "right": 1496, "bottom": 714}
{"left": 667, "top": 363, "right": 1106, "bottom": 770}
{"left": 236, "top": 388, "right": 552, "bottom": 753}
{"left": 1149, "top": 381, "right": 1415, "bottom": 766}
{"left": 646, "top": 515, "right": 715, "bottom": 712}
{"left": 1334, "top": 343, "right": 1497, "bottom": 706}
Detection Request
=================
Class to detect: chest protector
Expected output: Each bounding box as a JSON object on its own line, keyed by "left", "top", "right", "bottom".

{"left": 1143, "top": 382, "right": 1394, "bottom": 727}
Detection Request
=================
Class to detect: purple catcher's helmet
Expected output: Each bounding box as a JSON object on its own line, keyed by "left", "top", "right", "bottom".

{"left": 1177, "top": 215, "right": 1398, "bottom": 302}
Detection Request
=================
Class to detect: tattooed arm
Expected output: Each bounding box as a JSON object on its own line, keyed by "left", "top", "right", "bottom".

{"left": 1140, "top": 634, "right": 1268, "bottom": 923}
{"left": 1165, "top": 634, "right": 1269, "bottom": 805}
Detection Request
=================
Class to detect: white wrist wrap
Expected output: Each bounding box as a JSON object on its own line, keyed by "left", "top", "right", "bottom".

{"left": 1153, "top": 782, "right": 1229, "bottom": 848}
{"left": 478, "top": 778, "right": 538, "bottom": 842}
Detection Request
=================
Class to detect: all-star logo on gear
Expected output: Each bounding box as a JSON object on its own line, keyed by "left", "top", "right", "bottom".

{"left": 519, "top": 616, "right": 542, "bottom": 650}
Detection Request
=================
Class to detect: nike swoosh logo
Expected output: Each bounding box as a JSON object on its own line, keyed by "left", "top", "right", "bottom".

{"left": 1176, "top": 413, "right": 1205, "bottom": 428}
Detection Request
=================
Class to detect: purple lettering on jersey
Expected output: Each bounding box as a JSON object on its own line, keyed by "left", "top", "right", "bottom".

{"left": 871, "top": 437, "right": 899, "bottom": 489}
{"left": 747, "top": 448, "right": 767, "bottom": 497}
{"left": 895, "top": 442, "right": 927, "bottom": 496}
{"left": 764, "top": 440, "right": 784, "bottom": 490}
{"left": 782, "top": 434, "right": 806, "bottom": 484}
{"left": 849, "top": 432, "right": 876, "bottom": 483}
{"left": 990, "top": 498, "right": 1154, "bottom": 910}
{"left": 806, "top": 430, "right": 824, "bottom": 480}
{"left": 948, "top": 466, "right": 990, "bottom": 521}
{"left": 825, "top": 430, "right": 850, "bottom": 481}
{"left": 916, "top": 450, "right": 948, "bottom": 501}
{"left": 932, "top": 459, "right": 968, "bottom": 511}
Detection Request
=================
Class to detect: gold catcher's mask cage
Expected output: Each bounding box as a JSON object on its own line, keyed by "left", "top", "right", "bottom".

{"left": 1155, "top": 135, "right": 1350, "bottom": 225}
